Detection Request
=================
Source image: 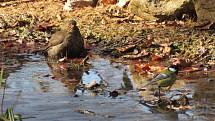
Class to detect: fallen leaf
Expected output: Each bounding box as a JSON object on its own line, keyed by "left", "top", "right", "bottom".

{"left": 101, "top": 0, "right": 117, "bottom": 5}
{"left": 161, "top": 46, "right": 171, "bottom": 55}
{"left": 181, "top": 67, "right": 200, "bottom": 73}
{"left": 56, "top": 14, "right": 62, "bottom": 21}
{"left": 35, "top": 22, "right": 53, "bottom": 31}
{"left": 151, "top": 54, "right": 162, "bottom": 61}
{"left": 116, "top": 44, "right": 136, "bottom": 53}
{"left": 135, "top": 63, "right": 150, "bottom": 73}
{"left": 122, "top": 49, "right": 149, "bottom": 59}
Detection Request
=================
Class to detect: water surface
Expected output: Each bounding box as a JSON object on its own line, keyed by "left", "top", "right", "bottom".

{"left": 1, "top": 55, "right": 215, "bottom": 121}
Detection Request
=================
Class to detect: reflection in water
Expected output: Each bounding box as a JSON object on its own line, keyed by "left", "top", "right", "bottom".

{"left": 47, "top": 60, "right": 85, "bottom": 94}
{"left": 46, "top": 59, "right": 103, "bottom": 96}
{"left": 38, "top": 80, "right": 50, "bottom": 92}
{"left": 192, "top": 79, "right": 215, "bottom": 121}
{"left": 122, "top": 71, "right": 133, "bottom": 90}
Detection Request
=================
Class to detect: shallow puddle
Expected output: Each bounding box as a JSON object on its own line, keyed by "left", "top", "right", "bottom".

{"left": 0, "top": 55, "right": 215, "bottom": 121}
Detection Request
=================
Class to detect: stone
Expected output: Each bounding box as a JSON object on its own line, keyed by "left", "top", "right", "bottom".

{"left": 116, "top": 0, "right": 130, "bottom": 8}
{"left": 127, "top": 0, "right": 196, "bottom": 21}
{"left": 194, "top": 0, "right": 215, "bottom": 22}
{"left": 63, "top": 0, "right": 98, "bottom": 11}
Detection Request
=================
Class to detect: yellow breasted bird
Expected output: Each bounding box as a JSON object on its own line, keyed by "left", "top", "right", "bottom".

{"left": 144, "top": 65, "right": 179, "bottom": 99}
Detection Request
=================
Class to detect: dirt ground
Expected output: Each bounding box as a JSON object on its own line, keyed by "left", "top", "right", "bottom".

{"left": 0, "top": 0, "right": 215, "bottom": 68}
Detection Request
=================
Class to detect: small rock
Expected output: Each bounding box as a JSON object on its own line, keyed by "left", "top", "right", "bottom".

{"left": 104, "top": 114, "right": 116, "bottom": 118}
{"left": 74, "top": 94, "right": 79, "bottom": 97}
{"left": 76, "top": 109, "right": 96, "bottom": 116}
{"left": 133, "top": 49, "right": 139, "bottom": 55}
{"left": 116, "top": 0, "right": 130, "bottom": 8}
{"left": 195, "top": 0, "right": 215, "bottom": 22}
{"left": 208, "top": 78, "right": 215, "bottom": 82}
{"left": 109, "top": 90, "right": 119, "bottom": 98}
{"left": 128, "top": 0, "right": 196, "bottom": 21}
{"left": 63, "top": 0, "right": 98, "bottom": 11}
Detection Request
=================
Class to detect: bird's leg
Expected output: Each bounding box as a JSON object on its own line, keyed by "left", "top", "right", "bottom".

{"left": 167, "top": 85, "right": 173, "bottom": 91}
{"left": 81, "top": 56, "right": 89, "bottom": 66}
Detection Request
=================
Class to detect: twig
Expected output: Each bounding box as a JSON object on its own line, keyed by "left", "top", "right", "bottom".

{"left": 1, "top": 81, "right": 6, "bottom": 115}
{"left": 196, "top": 55, "right": 212, "bottom": 62}
{"left": 1, "top": 67, "right": 6, "bottom": 115}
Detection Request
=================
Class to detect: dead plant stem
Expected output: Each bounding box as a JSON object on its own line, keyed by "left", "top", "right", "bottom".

{"left": 1, "top": 69, "right": 6, "bottom": 115}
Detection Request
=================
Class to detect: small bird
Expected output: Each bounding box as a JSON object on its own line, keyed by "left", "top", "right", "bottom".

{"left": 46, "top": 20, "right": 86, "bottom": 59}
{"left": 45, "top": 20, "right": 77, "bottom": 51}
{"left": 144, "top": 65, "right": 179, "bottom": 99}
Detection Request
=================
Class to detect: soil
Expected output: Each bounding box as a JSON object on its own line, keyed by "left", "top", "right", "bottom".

{"left": 0, "top": 0, "right": 214, "bottom": 74}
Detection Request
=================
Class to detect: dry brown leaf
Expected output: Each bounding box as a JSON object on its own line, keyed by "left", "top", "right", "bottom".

{"left": 151, "top": 54, "right": 162, "bottom": 61}
{"left": 116, "top": 44, "right": 136, "bottom": 53}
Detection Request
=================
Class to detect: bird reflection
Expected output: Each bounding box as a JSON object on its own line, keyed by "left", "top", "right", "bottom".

{"left": 122, "top": 71, "right": 133, "bottom": 90}
{"left": 47, "top": 59, "right": 88, "bottom": 95}
{"left": 38, "top": 80, "right": 50, "bottom": 93}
